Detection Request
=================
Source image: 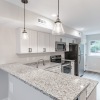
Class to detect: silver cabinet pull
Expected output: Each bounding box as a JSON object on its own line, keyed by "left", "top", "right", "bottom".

{"left": 43, "top": 48, "right": 45, "bottom": 52}
{"left": 45, "top": 48, "right": 46, "bottom": 52}
{"left": 43, "top": 48, "right": 46, "bottom": 52}
{"left": 29, "top": 48, "right": 32, "bottom": 53}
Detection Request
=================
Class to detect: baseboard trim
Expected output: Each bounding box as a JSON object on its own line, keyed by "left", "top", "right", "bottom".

{"left": 85, "top": 69, "right": 100, "bottom": 74}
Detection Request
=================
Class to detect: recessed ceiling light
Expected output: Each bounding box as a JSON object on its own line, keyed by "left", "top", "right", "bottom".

{"left": 76, "top": 28, "right": 84, "bottom": 31}
{"left": 51, "top": 14, "right": 57, "bottom": 17}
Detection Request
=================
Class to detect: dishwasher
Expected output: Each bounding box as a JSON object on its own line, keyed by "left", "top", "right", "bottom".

{"left": 61, "top": 61, "right": 72, "bottom": 75}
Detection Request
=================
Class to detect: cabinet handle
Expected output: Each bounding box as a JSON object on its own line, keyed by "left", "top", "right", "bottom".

{"left": 43, "top": 48, "right": 46, "bottom": 52}
{"left": 60, "top": 38, "right": 62, "bottom": 42}
{"left": 31, "top": 48, "right": 32, "bottom": 52}
{"left": 43, "top": 48, "right": 45, "bottom": 52}
{"left": 29, "top": 48, "right": 32, "bottom": 53}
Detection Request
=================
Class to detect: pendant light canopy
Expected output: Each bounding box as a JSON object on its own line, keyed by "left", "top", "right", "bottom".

{"left": 52, "top": 0, "right": 65, "bottom": 35}
{"left": 21, "top": 0, "right": 29, "bottom": 39}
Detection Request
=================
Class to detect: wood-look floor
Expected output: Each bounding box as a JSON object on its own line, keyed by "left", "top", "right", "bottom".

{"left": 83, "top": 71, "right": 100, "bottom": 100}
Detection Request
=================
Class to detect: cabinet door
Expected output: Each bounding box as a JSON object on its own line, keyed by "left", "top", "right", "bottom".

{"left": 29, "top": 30, "right": 38, "bottom": 53}
{"left": 38, "top": 32, "right": 50, "bottom": 53}
{"left": 55, "top": 36, "right": 61, "bottom": 42}
{"left": 18, "top": 29, "right": 29, "bottom": 53}
{"left": 44, "top": 33, "right": 50, "bottom": 52}
{"left": 62, "top": 37, "right": 66, "bottom": 42}
{"left": 38, "top": 32, "right": 45, "bottom": 53}
{"left": 68, "top": 38, "right": 76, "bottom": 44}
{"left": 56, "top": 36, "right": 66, "bottom": 42}
{"left": 50, "top": 34, "right": 55, "bottom": 52}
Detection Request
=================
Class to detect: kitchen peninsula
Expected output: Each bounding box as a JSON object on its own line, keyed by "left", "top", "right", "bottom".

{"left": 0, "top": 63, "right": 98, "bottom": 100}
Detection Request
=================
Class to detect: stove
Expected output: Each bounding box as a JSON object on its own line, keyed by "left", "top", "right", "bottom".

{"left": 50, "top": 55, "right": 61, "bottom": 63}
{"left": 50, "top": 55, "right": 74, "bottom": 75}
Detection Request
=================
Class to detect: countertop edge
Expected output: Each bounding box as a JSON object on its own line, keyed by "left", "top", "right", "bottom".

{"left": 87, "top": 82, "right": 98, "bottom": 98}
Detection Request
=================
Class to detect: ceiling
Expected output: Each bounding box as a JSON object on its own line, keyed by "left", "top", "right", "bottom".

{"left": 5, "top": 0, "right": 100, "bottom": 35}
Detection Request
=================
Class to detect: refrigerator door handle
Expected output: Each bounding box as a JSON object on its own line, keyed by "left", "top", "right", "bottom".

{"left": 80, "top": 47, "right": 81, "bottom": 63}
{"left": 79, "top": 47, "right": 81, "bottom": 64}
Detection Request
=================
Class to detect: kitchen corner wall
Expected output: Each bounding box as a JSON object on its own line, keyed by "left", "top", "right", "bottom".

{"left": 0, "top": 25, "right": 64, "bottom": 64}
{"left": 86, "top": 34, "right": 100, "bottom": 73}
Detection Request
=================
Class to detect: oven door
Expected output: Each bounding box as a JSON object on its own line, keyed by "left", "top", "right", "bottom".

{"left": 61, "top": 64, "right": 72, "bottom": 74}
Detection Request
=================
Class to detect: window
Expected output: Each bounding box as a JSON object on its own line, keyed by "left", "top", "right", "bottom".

{"left": 89, "top": 40, "right": 100, "bottom": 56}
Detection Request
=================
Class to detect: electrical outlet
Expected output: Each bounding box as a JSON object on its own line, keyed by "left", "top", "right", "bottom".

{"left": 9, "top": 82, "right": 13, "bottom": 94}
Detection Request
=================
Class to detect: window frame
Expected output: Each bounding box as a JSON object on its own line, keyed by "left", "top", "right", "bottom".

{"left": 88, "top": 40, "right": 100, "bottom": 56}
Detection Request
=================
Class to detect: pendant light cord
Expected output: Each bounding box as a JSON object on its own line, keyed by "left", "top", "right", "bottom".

{"left": 24, "top": 3, "right": 25, "bottom": 30}
{"left": 58, "top": 0, "right": 59, "bottom": 18}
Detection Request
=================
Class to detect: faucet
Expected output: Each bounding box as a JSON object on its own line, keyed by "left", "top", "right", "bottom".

{"left": 37, "top": 59, "right": 45, "bottom": 68}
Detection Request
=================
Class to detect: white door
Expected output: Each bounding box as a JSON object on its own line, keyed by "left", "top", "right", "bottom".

{"left": 44, "top": 33, "right": 50, "bottom": 52}
{"left": 38, "top": 32, "right": 45, "bottom": 53}
{"left": 29, "top": 30, "right": 38, "bottom": 53}
{"left": 38, "top": 32, "right": 50, "bottom": 53}
{"left": 62, "top": 37, "right": 66, "bottom": 42}
{"left": 56, "top": 36, "right": 66, "bottom": 42}
{"left": 50, "top": 34, "right": 55, "bottom": 52}
{"left": 55, "top": 36, "right": 61, "bottom": 42}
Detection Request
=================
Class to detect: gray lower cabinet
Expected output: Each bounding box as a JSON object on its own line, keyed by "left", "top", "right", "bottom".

{"left": 8, "top": 75, "right": 52, "bottom": 100}
{"left": 0, "top": 70, "right": 8, "bottom": 100}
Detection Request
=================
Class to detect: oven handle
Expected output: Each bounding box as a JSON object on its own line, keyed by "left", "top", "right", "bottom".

{"left": 61, "top": 65, "right": 72, "bottom": 69}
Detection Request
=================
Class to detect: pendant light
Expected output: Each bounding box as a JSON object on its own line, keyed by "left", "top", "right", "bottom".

{"left": 21, "top": 0, "right": 28, "bottom": 39}
{"left": 52, "top": 0, "right": 65, "bottom": 35}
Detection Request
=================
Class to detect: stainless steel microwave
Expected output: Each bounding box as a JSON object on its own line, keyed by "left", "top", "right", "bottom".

{"left": 55, "top": 41, "right": 66, "bottom": 51}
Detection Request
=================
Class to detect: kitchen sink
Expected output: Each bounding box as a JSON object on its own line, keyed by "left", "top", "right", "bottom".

{"left": 24, "top": 62, "right": 61, "bottom": 70}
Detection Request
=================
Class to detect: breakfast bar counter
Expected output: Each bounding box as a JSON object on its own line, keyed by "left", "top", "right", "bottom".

{"left": 0, "top": 63, "right": 97, "bottom": 100}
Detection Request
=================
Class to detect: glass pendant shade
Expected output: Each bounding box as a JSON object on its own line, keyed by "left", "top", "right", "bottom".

{"left": 52, "top": 0, "right": 65, "bottom": 35}
{"left": 52, "top": 18, "right": 65, "bottom": 35}
{"left": 22, "top": 29, "right": 29, "bottom": 40}
{"left": 22, "top": 1, "right": 29, "bottom": 40}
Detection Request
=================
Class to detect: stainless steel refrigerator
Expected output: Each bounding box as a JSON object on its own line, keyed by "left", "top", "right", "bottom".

{"left": 65, "top": 43, "right": 84, "bottom": 76}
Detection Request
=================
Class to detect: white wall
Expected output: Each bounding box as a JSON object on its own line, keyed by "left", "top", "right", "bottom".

{"left": 86, "top": 34, "right": 100, "bottom": 73}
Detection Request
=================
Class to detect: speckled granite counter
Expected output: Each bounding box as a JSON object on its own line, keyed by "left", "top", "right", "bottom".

{"left": 85, "top": 79, "right": 98, "bottom": 98}
{"left": 0, "top": 63, "right": 93, "bottom": 100}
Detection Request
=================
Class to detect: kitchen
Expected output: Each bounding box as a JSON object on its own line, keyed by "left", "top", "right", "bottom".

{"left": 0, "top": 0, "right": 99, "bottom": 100}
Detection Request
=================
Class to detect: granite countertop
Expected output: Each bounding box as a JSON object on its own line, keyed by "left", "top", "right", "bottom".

{"left": 25, "top": 61, "right": 61, "bottom": 69}
{"left": 85, "top": 79, "right": 98, "bottom": 98}
{"left": 45, "top": 64, "right": 98, "bottom": 98}
{"left": 0, "top": 63, "right": 90, "bottom": 100}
